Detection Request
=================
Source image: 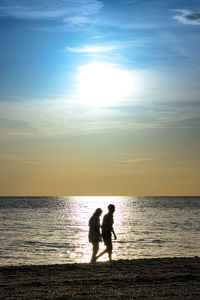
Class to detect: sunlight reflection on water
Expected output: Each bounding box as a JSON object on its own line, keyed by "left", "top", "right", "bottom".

{"left": 60, "top": 196, "right": 125, "bottom": 262}
{"left": 0, "top": 196, "right": 200, "bottom": 265}
{"left": 56, "top": 196, "right": 200, "bottom": 263}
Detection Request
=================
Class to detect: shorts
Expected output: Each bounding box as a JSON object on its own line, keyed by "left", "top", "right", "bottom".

{"left": 102, "top": 231, "right": 112, "bottom": 247}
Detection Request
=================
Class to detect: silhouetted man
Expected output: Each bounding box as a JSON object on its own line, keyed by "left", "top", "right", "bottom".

{"left": 96, "top": 204, "right": 117, "bottom": 261}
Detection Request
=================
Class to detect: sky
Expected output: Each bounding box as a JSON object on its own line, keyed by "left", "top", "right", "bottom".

{"left": 0, "top": 0, "right": 200, "bottom": 196}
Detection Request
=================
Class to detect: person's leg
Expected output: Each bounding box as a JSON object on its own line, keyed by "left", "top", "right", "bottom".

{"left": 96, "top": 247, "right": 108, "bottom": 260}
{"left": 107, "top": 243, "right": 113, "bottom": 261}
{"left": 90, "top": 242, "right": 99, "bottom": 263}
{"left": 96, "top": 243, "right": 112, "bottom": 261}
{"left": 96, "top": 232, "right": 112, "bottom": 261}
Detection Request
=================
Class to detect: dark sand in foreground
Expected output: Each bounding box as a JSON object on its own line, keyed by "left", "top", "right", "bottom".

{"left": 0, "top": 257, "right": 200, "bottom": 299}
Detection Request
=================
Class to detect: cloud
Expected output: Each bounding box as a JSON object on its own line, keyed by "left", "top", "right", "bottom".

{"left": 62, "top": 16, "right": 88, "bottom": 26}
{"left": 174, "top": 116, "right": 200, "bottom": 129}
{"left": 0, "top": 0, "right": 103, "bottom": 23}
{"left": 173, "top": 9, "right": 200, "bottom": 26}
{"left": 0, "top": 118, "right": 34, "bottom": 130}
{"left": 122, "top": 0, "right": 136, "bottom": 3}
{"left": 0, "top": 154, "right": 54, "bottom": 166}
{"left": 0, "top": 118, "right": 36, "bottom": 141}
{"left": 66, "top": 44, "right": 122, "bottom": 54}
{"left": 117, "top": 157, "right": 154, "bottom": 167}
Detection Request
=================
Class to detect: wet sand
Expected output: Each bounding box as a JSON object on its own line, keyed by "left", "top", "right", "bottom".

{"left": 0, "top": 257, "right": 200, "bottom": 299}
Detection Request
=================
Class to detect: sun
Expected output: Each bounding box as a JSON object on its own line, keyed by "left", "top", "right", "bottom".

{"left": 77, "top": 62, "right": 134, "bottom": 107}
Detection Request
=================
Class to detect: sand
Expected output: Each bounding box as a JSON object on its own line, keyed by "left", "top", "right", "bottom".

{"left": 0, "top": 257, "right": 200, "bottom": 299}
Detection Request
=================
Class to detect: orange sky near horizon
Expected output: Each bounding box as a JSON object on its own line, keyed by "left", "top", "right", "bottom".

{"left": 0, "top": 107, "right": 199, "bottom": 196}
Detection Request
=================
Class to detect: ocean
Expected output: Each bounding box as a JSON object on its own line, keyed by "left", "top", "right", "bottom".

{"left": 0, "top": 196, "right": 199, "bottom": 266}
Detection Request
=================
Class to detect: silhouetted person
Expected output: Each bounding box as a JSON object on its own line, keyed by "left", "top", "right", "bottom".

{"left": 88, "top": 208, "right": 102, "bottom": 263}
{"left": 96, "top": 204, "right": 117, "bottom": 261}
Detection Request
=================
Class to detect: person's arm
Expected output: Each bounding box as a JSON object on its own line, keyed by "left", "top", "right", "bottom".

{"left": 94, "top": 216, "right": 100, "bottom": 232}
{"left": 111, "top": 227, "right": 117, "bottom": 240}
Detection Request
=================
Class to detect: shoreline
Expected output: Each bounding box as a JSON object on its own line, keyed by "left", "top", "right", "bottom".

{"left": 0, "top": 257, "right": 200, "bottom": 299}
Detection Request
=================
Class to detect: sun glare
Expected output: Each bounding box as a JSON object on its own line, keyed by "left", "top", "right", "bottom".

{"left": 77, "top": 62, "right": 134, "bottom": 107}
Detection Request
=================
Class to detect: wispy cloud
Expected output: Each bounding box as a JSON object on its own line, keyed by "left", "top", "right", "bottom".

{"left": 0, "top": 154, "right": 54, "bottom": 166}
{"left": 173, "top": 9, "right": 200, "bottom": 26}
{"left": 0, "top": 0, "right": 103, "bottom": 23}
{"left": 0, "top": 118, "right": 34, "bottom": 130}
{"left": 121, "top": 0, "right": 136, "bottom": 4}
{"left": 0, "top": 118, "right": 36, "bottom": 141}
{"left": 66, "top": 44, "right": 122, "bottom": 54}
{"left": 62, "top": 16, "right": 88, "bottom": 26}
{"left": 117, "top": 157, "right": 154, "bottom": 167}
{"left": 0, "top": 0, "right": 159, "bottom": 31}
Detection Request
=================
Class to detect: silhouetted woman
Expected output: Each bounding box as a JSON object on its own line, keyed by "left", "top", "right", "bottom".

{"left": 88, "top": 208, "right": 102, "bottom": 263}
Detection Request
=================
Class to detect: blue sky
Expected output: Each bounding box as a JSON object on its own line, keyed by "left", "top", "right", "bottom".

{"left": 1, "top": 0, "right": 200, "bottom": 99}
{"left": 0, "top": 0, "right": 200, "bottom": 195}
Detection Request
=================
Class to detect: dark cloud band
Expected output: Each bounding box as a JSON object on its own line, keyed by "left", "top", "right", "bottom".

{"left": 173, "top": 9, "right": 200, "bottom": 25}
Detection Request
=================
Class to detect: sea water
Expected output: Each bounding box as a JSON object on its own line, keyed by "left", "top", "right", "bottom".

{"left": 0, "top": 196, "right": 199, "bottom": 266}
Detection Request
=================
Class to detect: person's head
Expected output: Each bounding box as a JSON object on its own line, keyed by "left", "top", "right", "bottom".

{"left": 94, "top": 208, "right": 102, "bottom": 217}
{"left": 108, "top": 204, "right": 115, "bottom": 214}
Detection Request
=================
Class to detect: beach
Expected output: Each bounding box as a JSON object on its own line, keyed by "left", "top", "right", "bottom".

{"left": 0, "top": 257, "right": 200, "bottom": 299}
